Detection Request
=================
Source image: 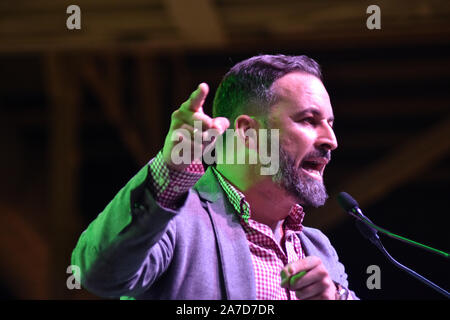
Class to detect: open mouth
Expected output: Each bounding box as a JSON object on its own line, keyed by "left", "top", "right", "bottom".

{"left": 300, "top": 158, "right": 327, "bottom": 180}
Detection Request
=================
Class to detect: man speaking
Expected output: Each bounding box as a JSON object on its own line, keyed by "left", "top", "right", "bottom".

{"left": 72, "top": 54, "right": 358, "bottom": 300}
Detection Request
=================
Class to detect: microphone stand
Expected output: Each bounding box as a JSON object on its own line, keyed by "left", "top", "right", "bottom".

{"left": 355, "top": 219, "right": 450, "bottom": 299}
{"left": 350, "top": 207, "right": 449, "bottom": 259}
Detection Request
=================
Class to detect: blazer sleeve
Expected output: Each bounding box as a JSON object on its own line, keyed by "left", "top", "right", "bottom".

{"left": 301, "top": 227, "right": 359, "bottom": 300}
{"left": 323, "top": 234, "right": 360, "bottom": 300}
{"left": 71, "top": 164, "right": 180, "bottom": 298}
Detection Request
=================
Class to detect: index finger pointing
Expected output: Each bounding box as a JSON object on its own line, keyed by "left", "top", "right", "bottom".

{"left": 182, "top": 83, "right": 209, "bottom": 113}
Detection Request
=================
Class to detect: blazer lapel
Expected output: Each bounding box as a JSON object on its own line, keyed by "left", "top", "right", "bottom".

{"left": 194, "top": 168, "right": 256, "bottom": 300}
{"left": 298, "top": 229, "right": 340, "bottom": 283}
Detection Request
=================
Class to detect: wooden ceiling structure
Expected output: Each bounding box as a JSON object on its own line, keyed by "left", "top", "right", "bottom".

{"left": 0, "top": 0, "right": 449, "bottom": 299}
{"left": 1, "top": 0, "right": 450, "bottom": 52}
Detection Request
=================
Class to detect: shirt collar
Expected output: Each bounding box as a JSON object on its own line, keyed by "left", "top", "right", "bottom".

{"left": 284, "top": 204, "right": 304, "bottom": 233}
{"left": 211, "top": 166, "right": 250, "bottom": 222}
{"left": 211, "top": 166, "right": 304, "bottom": 231}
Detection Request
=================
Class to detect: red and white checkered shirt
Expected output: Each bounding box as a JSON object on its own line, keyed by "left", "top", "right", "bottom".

{"left": 148, "top": 151, "right": 305, "bottom": 300}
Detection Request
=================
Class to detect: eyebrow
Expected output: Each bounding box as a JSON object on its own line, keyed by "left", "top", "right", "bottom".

{"left": 291, "top": 108, "right": 335, "bottom": 123}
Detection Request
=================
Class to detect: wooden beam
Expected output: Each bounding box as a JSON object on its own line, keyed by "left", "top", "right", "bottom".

{"left": 45, "top": 53, "right": 82, "bottom": 298}
{"left": 325, "top": 58, "right": 450, "bottom": 83}
{"left": 0, "top": 12, "right": 169, "bottom": 36}
{"left": 334, "top": 97, "right": 449, "bottom": 117}
{"left": 135, "top": 53, "right": 166, "bottom": 157}
{"left": 1, "top": 0, "right": 450, "bottom": 53}
{"left": 0, "top": 205, "right": 49, "bottom": 299}
{"left": 0, "top": 0, "right": 162, "bottom": 11}
{"left": 306, "top": 114, "right": 450, "bottom": 230}
{"left": 169, "top": 53, "right": 192, "bottom": 104}
{"left": 81, "top": 54, "right": 149, "bottom": 165}
{"left": 164, "top": 0, "right": 226, "bottom": 46}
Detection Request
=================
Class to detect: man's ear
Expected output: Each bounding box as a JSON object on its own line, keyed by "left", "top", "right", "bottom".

{"left": 235, "top": 115, "right": 260, "bottom": 149}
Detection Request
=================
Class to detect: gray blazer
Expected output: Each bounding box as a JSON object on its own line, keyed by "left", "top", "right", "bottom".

{"left": 72, "top": 164, "right": 357, "bottom": 299}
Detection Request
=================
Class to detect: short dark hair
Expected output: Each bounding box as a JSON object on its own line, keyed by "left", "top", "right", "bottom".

{"left": 212, "top": 54, "right": 322, "bottom": 126}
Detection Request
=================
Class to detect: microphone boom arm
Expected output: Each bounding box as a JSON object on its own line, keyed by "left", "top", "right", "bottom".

{"left": 351, "top": 208, "right": 449, "bottom": 259}
{"left": 355, "top": 219, "right": 450, "bottom": 299}
{"left": 338, "top": 192, "right": 450, "bottom": 298}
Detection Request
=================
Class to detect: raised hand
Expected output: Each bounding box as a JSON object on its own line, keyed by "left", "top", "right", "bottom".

{"left": 162, "top": 83, "right": 230, "bottom": 171}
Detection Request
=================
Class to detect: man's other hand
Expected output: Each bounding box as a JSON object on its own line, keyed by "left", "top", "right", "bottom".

{"left": 281, "top": 256, "right": 337, "bottom": 300}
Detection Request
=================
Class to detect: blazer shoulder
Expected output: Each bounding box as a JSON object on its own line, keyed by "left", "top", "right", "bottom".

{"left": 299, "top": 227, "right": 340, "bottom": 275}
{"left": 301, "top": 226, "right": 334, "bottom": 249}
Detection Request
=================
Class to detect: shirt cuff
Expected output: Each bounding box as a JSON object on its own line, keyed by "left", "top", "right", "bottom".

{"left": 147, "top": 151, "right": 204, "bottom": 209}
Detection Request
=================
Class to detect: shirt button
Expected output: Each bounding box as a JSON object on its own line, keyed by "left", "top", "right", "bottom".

{"left": 157, "top": 177, "right": 165, "bottom": 185}
{"left": 173, "top": 185, "right": 180, "bottom": 192}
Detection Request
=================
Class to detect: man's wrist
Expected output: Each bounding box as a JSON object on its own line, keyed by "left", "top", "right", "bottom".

{"left": 334, "top": 282, "right": 350, "bottom": 300}
{"left": 148, "top": 151, "right": 204, "bottom": 208}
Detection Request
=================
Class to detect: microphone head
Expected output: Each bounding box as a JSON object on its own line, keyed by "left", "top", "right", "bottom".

{"left": 337, "top": 192, "right": 359, "bottom": 211}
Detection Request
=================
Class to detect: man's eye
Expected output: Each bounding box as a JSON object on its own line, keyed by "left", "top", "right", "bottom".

{"left": 301, "top": 117, "right": 316, "bottom": 124}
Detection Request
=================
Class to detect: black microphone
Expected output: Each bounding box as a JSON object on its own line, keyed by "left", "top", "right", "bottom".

{"left": 337, "top": 192, "right": 450, "bottom": 299}
{"left": 337, "top": 192, "right": 449, "bottom": 258}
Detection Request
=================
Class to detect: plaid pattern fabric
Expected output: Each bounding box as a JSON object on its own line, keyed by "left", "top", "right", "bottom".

{"left": 211, "top": 166, "right": 306, "bottom": 300}
{"left": 147, "top": 152, "right": 306, "bottom": 299}
{"left": 211, "top": 166, "right": 250, "bottom": 223}
{"left": 148, "top": 151, "right": 204, "bottom": 209}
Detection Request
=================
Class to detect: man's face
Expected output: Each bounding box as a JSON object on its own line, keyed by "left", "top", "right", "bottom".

{"left": 268, "top": 72, "right": 338, "bottom": 207}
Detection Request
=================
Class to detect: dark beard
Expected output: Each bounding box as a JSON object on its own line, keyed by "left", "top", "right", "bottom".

{"left": 273, "top": 146, "right": 329, "bottom": 208}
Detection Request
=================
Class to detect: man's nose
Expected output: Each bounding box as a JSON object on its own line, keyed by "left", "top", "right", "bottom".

{"left": 316, "top": 121, "right": 338, "bottom": 151}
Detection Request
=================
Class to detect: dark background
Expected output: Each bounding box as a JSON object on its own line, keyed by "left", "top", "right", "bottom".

{"left": 0, "top": 0, "right": 449, "bottom": 299}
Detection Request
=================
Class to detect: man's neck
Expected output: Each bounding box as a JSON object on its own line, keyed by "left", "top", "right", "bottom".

{"left": 244, "top": 181, "right": 296, "bottom": 232}
{"left": 216, "top": 164, "right": 297, "bottom": 234}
